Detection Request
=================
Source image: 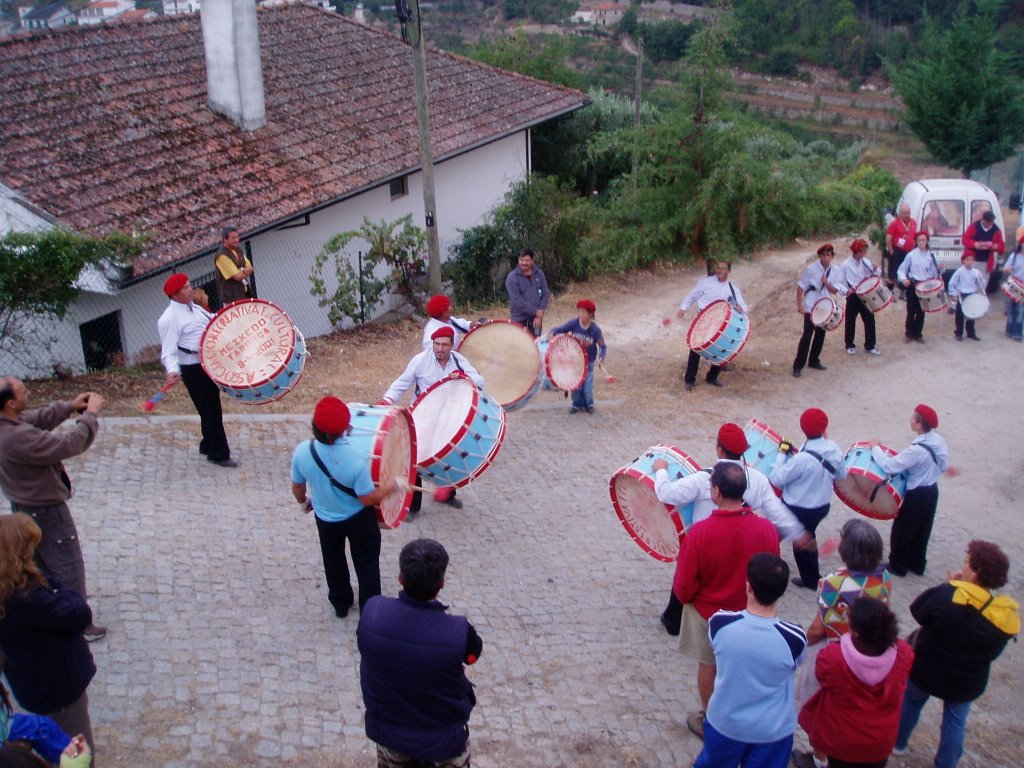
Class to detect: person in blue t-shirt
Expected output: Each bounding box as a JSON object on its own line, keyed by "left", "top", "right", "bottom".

{"left": 291, "top": 397, "right": 405, "bottom": 619}
{"left": 694, "top": 553, "right": 807, "bottom": 768}
{"left": 546, "top": 299, "right": 607, "bottom": 414}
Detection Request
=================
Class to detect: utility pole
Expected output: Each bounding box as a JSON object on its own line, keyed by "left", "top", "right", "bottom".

{"left": 631, "top": 36, "right": 643, "bottom": 196}
{"left": 399, "top": 0, "right": 442, "bottom": 294}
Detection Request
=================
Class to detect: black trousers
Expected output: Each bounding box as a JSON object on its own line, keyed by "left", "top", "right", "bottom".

{"left": 954, "top": 298, "right": 977, "bottom": 338}
{"left": 409, "top": 472, "right": 456, "bottom": 513}
{"left": 315, "top": 506, "right": 381, "bottom": 613}
{"left": 786, "top": 501, "right": 831, "bottom": 584}
{"left": 844, "top": 293, "right": 876, "bottom": 350}
{"left": 904, "top": 283, "right": 926, "bottom": 340}
{"left": 887, "top": 249, "right": 907, "bottom": 284}
{"left": 793, "top": 313, "right": 825, "bottom": 371}
{"left": 180, "top": 363, "right": 230, "bottom": 462}
{"left": 890, "top": 483, "right": 938, "bottom": 576}
{"left": 684, "top": 349, "right": 720, "bottom": 384}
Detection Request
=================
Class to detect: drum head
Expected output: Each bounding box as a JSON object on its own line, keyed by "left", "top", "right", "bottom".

{"left": 915, "top": 277, "right": 944, "bottom": 295}
{"left": 810, "top": 297, "right": 839, "bottom": 328}
{"left": 609, "top": 471, "right": 683, "bottom": 562}
{"left": 410, "top": 377, "right": 476, "bottom": 464}
{"left": 457, "top": 321, "right": 541, "bottom": 409}
{"left": 367, "top": 407, "right": 416, "bottom": 529}
{"left": 687, "top": 300, "right": 731, "bottom": 350}
{"left": 961, "top": 293, "right": 989, "bottom": 319}
{"left": 834, "top": 474, "right": 899, "bottom": 520}
{"left": 545, "top": 334, "right": 587, "bottom": 391}
{"left": 200, "top": 299, "right": 301, "bottom": 396}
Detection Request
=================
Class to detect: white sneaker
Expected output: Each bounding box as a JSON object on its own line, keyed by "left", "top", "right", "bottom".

{"left": 869, "top": 348, "right": 883, "bottom": 356}
{"left": 891, "top": 745, "right": 908, "bottom": 756}
{"left": 847, "top": 347, "right": 856, "bottom": 355}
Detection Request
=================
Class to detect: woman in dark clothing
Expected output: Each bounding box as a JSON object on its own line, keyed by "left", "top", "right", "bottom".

{"left": 893, "top": 540, "right": 1020, "bottom": 768}
{"left": 0, "top": 514, "right": 96, "bottom": 758}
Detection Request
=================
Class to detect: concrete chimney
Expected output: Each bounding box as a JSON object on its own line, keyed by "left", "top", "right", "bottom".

{"left": 200, "top": 0, "right": 266, "bottom": 130}
{"left": 354, "top": 2, "right": 365, "bottom": 24}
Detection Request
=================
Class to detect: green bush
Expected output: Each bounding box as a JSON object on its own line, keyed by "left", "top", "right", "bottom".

{"left": 841, "top": 163, "right": 901, "bottom": 218}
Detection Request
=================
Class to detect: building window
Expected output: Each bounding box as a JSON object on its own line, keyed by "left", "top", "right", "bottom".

{"left": 389, "top": 175, "right": 408, "bottom": 200}
{"left": 79, "top": 311, "right": 124, "bottom": 371}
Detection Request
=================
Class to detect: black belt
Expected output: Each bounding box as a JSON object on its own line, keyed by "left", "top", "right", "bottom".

{"left": 178, "top": 346, "right": 198, "bottom": 354}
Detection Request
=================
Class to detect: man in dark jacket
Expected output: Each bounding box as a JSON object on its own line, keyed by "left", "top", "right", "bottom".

{"left": 505, "top": 248, "right": 550, "bottom": 337}
{"left": 358, "top": 539, "right": 482, "bottom": 768}
{"left": 894, "top": 540, "right": 1019, "bottom": 767}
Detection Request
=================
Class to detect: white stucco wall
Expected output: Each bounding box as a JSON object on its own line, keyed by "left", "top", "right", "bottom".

{"left": 0, "top": 131, "right": 529, "bottom": 378}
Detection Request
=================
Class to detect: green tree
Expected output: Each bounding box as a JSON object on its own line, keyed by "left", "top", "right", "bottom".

{"left": 888, "top": 0, "right": 1024, "bottom": 177}
{"left": 466, "top": 33, "right": 584, "bottom": 89}
{"left": 0, "top": 228, "right": 144, "bottom": 364}
{"left": 618, "top": 5, "right": 638, "bottom": 36}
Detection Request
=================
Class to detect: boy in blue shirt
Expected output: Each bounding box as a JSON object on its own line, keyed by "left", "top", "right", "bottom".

{"left": 546, "top": 299, "right": 607, "bottom": 414}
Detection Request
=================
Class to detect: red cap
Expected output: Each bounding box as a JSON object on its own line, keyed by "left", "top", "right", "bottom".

{"left": 916, "top": 229, "right": 930, "bottom": 241}
{"left": 717, "top": 423, "right": 748, "bottom": 455}
{"left": 426, "top": 295, "right": 451, "bottom": 319}
{"left": 313, "top": 397, "right": 351, "bottom": 435}
{"left": 850, "top": 238, "right": 869, "bottom": 253}
{"left": 576, "top": 298, "right": 596, "bottom": 313}
{"left": 800, "top": 407, "right": 829, "bottom": 438}
{"left": 915, "top": 403, "right": 938, "bottom": 429}
{"left": 430, "top": 325, "right": 455, "bottom": 340}
{"left": 163, "top": 273, "right": 188, "bottom": 297}
{"left": 817, "top": 243, "right": 835, "bottom": 256}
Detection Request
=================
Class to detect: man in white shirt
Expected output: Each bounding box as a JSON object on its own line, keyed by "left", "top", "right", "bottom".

{"left": 792, "top": 244, "right": 838, "bottom": 377}
{"left": 157, "top": 273, "right": 235, "bottom": 468}
{"left": 676, "top": 261, "right": 748, "bottom": 392}
{"left": 420, "top": 294, "right": 476, "bottom": 351}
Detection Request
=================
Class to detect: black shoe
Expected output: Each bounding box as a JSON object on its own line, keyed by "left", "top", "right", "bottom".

{"left": 208, "top": 457, "right": 238, "bottom": 468}
{"left": 883, "top": 562, "right": 907, "bottom": 577}
{"left": 808, "top": 361, "right": 827, "bottom": 370}
{"left": 904, "top": 335, "right": 914, "bottom": 343}
{"left": 334, "top": 605, "right": 351, "bottom": 619}
{"left": 955, "top": 334, "right": 963, "bottom": 341}
{"left": 968, "top": 334, "right": 981, "bottom": 341}
{"left": 792, "top": 368, "right": 802, "bottom": 378}
{"left": 569, "top": 407, "right": 580, "bottom": 414}
{"left": 685, "top": 382, "right": 695, "bottom": 392}
{"left": 914, "top": 336, "right": 926, "bottom": 344}
{"left": 790, "top": 577, "right": 816, "bottom": 590}
{"left": 585, "top": 406, "right": 595, "bottom": 413}
{"left": 660, "top": 612, "right": 681, "bottom": 636}
{"left": 705, "top": 378, "right": 723, "bottom": 388}
{"left": 443, "top": 497, "right": 464, "bottom": 509}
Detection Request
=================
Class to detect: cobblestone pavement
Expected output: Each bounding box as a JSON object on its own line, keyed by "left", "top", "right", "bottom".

{"left": 59, "top": 359, "right": 1023, "bottom": 768}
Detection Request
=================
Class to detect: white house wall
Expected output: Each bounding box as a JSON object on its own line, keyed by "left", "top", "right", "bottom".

{"left": 0, "top": 131, "right": 529, "bottom": 378}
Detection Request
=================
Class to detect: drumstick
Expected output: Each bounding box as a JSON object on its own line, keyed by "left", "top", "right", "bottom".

{"left": 598, "top": 360, "right": 617, "bottom": 384}
{"left": 141, "top": 380, "right": 175, "bottom": 412}
{"left": 662, "top": 317, "right": 672, "bottom": 327}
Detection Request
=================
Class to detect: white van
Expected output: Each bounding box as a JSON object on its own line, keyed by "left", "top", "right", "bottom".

{"left": 889, "top": 179, "right": 1005, "bottom": 279}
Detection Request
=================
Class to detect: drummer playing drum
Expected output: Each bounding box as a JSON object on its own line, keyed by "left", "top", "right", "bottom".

{"left": 792, "top": 244, "right": 839, "bottom": 378}
{"left": 677, "top": 261, "right": 748, "bottom": 392}
{"left": 380, "top": 326, "right": 484, "bottom": 512}
{"left": 836, "top": 239, "right": 884, "bottom": 357}
{"left": 897, "top": 231, "right": 941, "bottom": 344}
{"left": 546, "top": 299, "right": 606, "bottom": 414}
{"left": 947, "top": 253, "right": 986, "bottom": 342}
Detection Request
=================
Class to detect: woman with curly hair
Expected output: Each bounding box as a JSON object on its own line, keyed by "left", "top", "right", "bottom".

{"left": 0, "top": 514, "right": 96, "bottom": 759}
{"left": 894, "top": 540, "right": 1020, "bottom": 767}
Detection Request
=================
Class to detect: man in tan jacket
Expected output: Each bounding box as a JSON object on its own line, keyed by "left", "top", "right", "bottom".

{"left": 0, "top": 377, "right": 106, "bottom": 640}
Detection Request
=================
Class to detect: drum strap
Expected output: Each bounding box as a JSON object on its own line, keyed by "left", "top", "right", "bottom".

{"left": 803, "top": 449, "right": 837, "bottom": 476}
{"left": 308, "top": 440, "right": 359, "bottom": 499}
{"left": 178, "top": 346, "right": 198, "bottom": 355}
{"left": 727, "top": 283, "right": 738, "bottom": 306}
{"left": 915, "top": 441, "right": 940, "bottom": 468}
{"left": 450, "top": 319, "right": 470, "bottom": 334}
{"left": 929, "top": 251, "right": 940, "bottom": 276}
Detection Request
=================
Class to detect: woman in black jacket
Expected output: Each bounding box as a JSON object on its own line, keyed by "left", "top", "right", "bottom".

{"left": 0, "top": 513, "right": 96, "bottom": 758}
{"left": 893, "top": 540, "right": 1019, "bottom": 767}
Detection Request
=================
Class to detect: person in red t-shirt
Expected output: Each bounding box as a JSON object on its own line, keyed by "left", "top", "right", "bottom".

{"left": 674, "top": 462, "right": 781, "bottom": 741}
{"left": 885, "top": 204, "right": 917, "bottom": 296}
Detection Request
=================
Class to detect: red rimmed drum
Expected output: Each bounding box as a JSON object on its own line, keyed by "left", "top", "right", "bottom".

{"left": 200, "top": 299, "right": 305, "bottom": 404}
{"left": 456, "top": 320, "right": 542, "bottom": 411}
{"left": 687, "top": 300, "right": 750, "bottom": 365}
{"left": 855, "top": 276, "right": 893, "bottom": 313}
{"left": 410, "top": 375, "right": 506, "bottom": 488}
{"left": 915, "top": 278, "right": 948, "bottom": 313}
{"left": 609, "top": 445, "right": 701, "bottom": 562}
{"left": 833, "top": 441, "right": 910, "bottom": 521}
{"left": 543, "top": 334, "right": 587, "bottom": 392}
{"left": 811, "top": 296, "right": 844, "bottom": 330}
{"left": 346, "top": 404, "right": 417, "bottom": 529}
{"left": 1001, "top": 275, "right": 1024, "bottom": 304}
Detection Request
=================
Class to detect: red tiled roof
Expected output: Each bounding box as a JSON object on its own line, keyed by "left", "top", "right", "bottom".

{"left": 0, "top": 5, "right": 587, "bottom": 277}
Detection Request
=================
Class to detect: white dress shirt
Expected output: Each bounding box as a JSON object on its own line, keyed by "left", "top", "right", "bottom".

{"left": 797, "top": 260, "right": 835, "bottom": 312}
{"left": 947, "top": 265, "right": 986, "bottom": 297}
{"left": 871, "top": 432, "right": 948, "bottom": 491}
{"left": 679, "top": 276, "right": 748, "bottom": 313}
{"left": 1004, "top": 250, "right": 1024, "bottom": 281}
{"left": 654, "top": 458, "right": 805, "bottom": 540}
{"left": 382, "top": 349, "right": 484, "bottom": 404}
{"left": 158, "top": 300, "right": 214, "bottom": 374}
{"left": 897, "top": 248, "right": 940, "bottom": 283}
{"left": 770, "top": 437, "right": 847, "bottom": 509}
{"left": 421, "top": 317, "right": 473, "bottom": 351}
{"left": 836, "top": 255, "right": 880, "bottom": 294}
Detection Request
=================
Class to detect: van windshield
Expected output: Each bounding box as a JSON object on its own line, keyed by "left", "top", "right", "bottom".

{"left": 920, "top": 200, "right": 964, "bottom": 237}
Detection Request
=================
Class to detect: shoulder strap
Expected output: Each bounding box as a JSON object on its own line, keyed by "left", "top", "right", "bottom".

{"left": 915, "top": 440, "right": 940, "bottom": 467}
{"left": 450, "top": 318, "right": 470, "bottom": 334}
{"left": 929, "top": 250, "right": 940, "bottom": 276}
{"left": 727, "top": 282, "right": 738, "bottom": 306}
{"left": 308, "top": 440, "right": 359, "bottom": 498}
{"left": 803, "top": 449, "right": 837, "bottom": 476}
{"left": 451, "top": 353, "right": 465, "bottom": 374}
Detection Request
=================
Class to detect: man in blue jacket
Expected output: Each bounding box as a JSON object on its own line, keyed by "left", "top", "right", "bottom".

{"left": 358, "top": 539, "right": 483, "bottom": 768}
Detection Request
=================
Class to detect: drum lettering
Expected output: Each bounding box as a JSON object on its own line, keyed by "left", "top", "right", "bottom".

{"left": 255, "top": 338, "right": 274, "bottom": 354}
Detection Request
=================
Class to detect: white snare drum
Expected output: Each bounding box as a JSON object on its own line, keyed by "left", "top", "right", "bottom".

{"left": 1000, "top": 275, "right": 1024, "bottom": 304}
{"left": 544, "top": 334, "right": 587, "bottom": 392}
{"left": 410, "top": 376, "right": 506, "bottom": 488}
{"left": 687, "top": 300, "right": 750, "bottom": 365}
{"left": 855, "top": 276, "right": 893, "bottom": 313}
{"left": 961, "top": 293, "right": 989, "bottom": 320}
{"left": 200, "top": 299, "right": 305, "bottom": 404}
{"left": 833, "top": 441, "right": 909, "bottom": 521}
{"left": 609, "top": 445, "right": 701, "bottom": 562}
{"left": 456, "top": 320, "right": 542, "bottom": 411}
{"left": 915, "top": 278, "right": 948, "bottom": 313}
{"left": 346, "top": 404, "right": 417, "bottom": 529}
{"left": 811, "top": 296, "right": 844, "bottom": 330}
